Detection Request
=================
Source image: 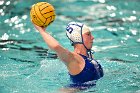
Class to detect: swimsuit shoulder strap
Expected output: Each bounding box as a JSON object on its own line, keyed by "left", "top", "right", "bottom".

{"left": 79, "top": 54, "right": 88, "bottom": 59}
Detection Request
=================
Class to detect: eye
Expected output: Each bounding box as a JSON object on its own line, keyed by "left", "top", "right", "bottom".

{"left": 87, "top": 33, "right": 90, "bottom": 36}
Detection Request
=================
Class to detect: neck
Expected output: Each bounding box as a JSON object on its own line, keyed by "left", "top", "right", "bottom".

{"left": 74, "top": 44, "right": 88, "bottom": 56}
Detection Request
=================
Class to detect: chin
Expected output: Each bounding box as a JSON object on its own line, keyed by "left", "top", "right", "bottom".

{"left": 87, "top": 46, "right": 92, "bottom": 50}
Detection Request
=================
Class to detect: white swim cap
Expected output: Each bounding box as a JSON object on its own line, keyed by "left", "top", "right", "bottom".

{"left": 66, "top": 22, "right": 90, "bottom": 45}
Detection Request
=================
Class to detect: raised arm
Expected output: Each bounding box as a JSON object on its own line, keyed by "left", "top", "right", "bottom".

{"left": 33, "top": 24, "right": 76, "bottom": 65}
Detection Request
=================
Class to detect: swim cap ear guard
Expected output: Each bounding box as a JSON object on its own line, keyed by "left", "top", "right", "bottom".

{"left": 66, "top": 22, "right": 84, "bottom": 46}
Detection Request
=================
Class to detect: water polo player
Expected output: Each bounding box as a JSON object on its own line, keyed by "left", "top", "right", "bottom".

{"left": 33, "top": 21, "right": 104, "bottom": 89}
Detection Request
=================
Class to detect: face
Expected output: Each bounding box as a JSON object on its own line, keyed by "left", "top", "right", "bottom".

{"left": 82, "top": 31, "right": 94, "bottom": 49}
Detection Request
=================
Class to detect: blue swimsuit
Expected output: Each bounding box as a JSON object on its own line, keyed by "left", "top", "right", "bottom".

{"left": 69, "top": 54, "right": 103, "bottom": 88}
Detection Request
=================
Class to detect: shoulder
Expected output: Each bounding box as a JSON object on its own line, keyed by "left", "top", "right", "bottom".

{"left": 59, "top": 51, "right": 83, "bottom": 64}
{"left": 65, "top": 52, "right": 86, "bottom": 75}
{"left": 67, "top": 52, "right": 85, "bottom": 64}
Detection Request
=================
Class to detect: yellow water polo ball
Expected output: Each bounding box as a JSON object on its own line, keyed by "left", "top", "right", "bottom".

{"left": 30, "top": 2, "right": 56, "bottom": 27}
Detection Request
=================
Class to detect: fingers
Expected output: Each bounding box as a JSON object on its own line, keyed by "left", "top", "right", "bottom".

{"left": 32, "top": 23, "right": 46, "bottom": 31}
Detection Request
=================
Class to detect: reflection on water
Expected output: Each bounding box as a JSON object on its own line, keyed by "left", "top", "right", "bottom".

{"left": 0, "top": 0, "right": 140, "bottom": 93}
{"left": 0, "top": 39, "right": 58, "bottom": 59}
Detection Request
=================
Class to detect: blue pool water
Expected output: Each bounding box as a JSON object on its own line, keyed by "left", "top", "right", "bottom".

{"left": 0, "top": 0, "right": 140, "bottom": 93}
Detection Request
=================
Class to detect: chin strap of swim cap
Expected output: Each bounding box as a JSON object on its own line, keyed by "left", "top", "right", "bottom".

{"left": 82, "top": 42, "right": 95, "bottom": 60}
{"left": 80, "top": 26, "right": 95, "bottom": 60}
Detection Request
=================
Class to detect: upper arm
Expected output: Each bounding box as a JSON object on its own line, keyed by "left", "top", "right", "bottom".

{"left": 37, "top": 29, "right": 76, "bottom": 65}
{"left": 54, "top": 45, "right": 76, "bottom": 65}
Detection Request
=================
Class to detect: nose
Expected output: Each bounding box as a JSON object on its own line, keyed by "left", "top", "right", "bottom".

{"left": 91, "top": 35, "right": 94, "bottom": 40}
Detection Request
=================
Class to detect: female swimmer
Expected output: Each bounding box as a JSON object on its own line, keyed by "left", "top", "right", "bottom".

{"left": 33, "top": 22, "right": 103, "bottom": 89}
